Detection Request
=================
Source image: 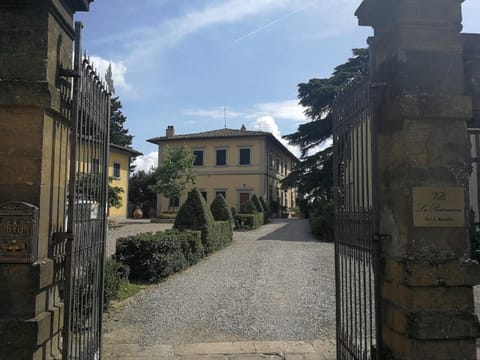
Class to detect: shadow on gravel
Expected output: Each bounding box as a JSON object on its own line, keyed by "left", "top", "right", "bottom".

{"left": 258, "top": 218, "right": 331, "bottom": 243}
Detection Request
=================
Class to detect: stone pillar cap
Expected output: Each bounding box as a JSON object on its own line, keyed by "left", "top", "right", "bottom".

{"left": 68, "top": 0, "right": 94, "bottom": 12}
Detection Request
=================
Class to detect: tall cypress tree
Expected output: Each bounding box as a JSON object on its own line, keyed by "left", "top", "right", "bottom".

{"left": 110, "top": 96, "right": 133, "bottom": 147}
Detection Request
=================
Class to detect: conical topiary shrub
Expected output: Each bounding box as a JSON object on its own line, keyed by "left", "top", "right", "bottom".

{"left": 210, "top": 193, "right": 232, "bottom": 221}
{"left": 174, "top": 188, "right": 215, "bottom": 230}
{"left": 251, "top": 194, "right": 264, "bottom": 213}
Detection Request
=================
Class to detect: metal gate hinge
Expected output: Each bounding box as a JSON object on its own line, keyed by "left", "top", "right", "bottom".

{"left": 52, "top": 232, "right": 74, "bottom": 243}
{"left": 59, "top": 68, "right": 80, "bottom": 78}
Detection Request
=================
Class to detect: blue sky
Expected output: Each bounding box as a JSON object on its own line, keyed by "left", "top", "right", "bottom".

{"left": 77, "top": 0, "right": 480, "bottom": 172}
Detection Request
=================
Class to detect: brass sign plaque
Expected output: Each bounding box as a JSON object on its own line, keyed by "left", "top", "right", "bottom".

{"left": 0, "top": 202, "right": 39, "bottom": 263}
{"left": 413, "top": 187, "right": 465, "bottom": 227}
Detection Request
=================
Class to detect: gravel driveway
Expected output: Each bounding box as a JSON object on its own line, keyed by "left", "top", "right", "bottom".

{"left": 103, "top": 219, "right": 336, "bottom": 346}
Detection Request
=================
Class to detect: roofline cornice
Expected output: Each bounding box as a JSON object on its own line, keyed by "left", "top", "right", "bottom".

{"left": 147, "top": 132, "right": 298, "bottom": 161}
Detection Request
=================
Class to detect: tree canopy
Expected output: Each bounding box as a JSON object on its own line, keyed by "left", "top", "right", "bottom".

{"left": 149, "top": 145, "right": 197, "bottom": 208}
{"left": 281, "top": 48, "right": 369, "bottom": 203}
{"left": 128, "top": 170, "right": 157, "bottom": 216}
{"left": 110, "top": 96, "right": 133, "bottom": 147}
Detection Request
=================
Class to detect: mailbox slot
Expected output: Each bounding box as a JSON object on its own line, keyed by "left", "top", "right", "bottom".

{"left": 0, "top": 202, "right": 39, "bottom": 263}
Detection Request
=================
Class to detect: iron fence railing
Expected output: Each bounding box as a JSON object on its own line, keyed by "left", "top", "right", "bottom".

{"left": 62, "top": 21, "right": 111, "bottom": 360}
{"left": 333, "top": 77, "right": 381, "bottom": 360}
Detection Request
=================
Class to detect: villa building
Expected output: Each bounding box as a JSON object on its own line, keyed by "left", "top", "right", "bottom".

{"left": 147, "top": 125, "right": 298, "bottom": 215}
{"left": 108, "top": 144, "right": 142, "bottom": 218}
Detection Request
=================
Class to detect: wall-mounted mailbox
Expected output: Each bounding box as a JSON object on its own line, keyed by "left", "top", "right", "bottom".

{"left": 0, "top": 202, "right": 39, "bottom": 263}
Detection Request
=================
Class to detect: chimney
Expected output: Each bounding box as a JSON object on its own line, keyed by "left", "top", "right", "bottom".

{"left": 166, "top": 125, "right": 175, "bottom": 137}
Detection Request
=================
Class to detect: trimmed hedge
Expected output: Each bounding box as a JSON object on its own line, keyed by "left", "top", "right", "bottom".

{"left": 174, "top": 188, "right": 232, "bottom": 254}
{"left": 166, "top": 229, "right": 204, "bottom": 265}
{"left": 251, "top": 194, "right": 268, "bottom": 224}
{"left": 115, "top": 188, "right": 233, "bottom": 283}
{"left": 104, "top": 258, "right": 130, "bottom": 309}
{"left": 309, "top": 199, "right": 334, "bottom": 241}
{"left": 240, "top": 200, "right": 257, "bottom": 214}
{"left": 115, "top": 230, "right": 202, "bottom": 282}
{"left": 234, "top": 194, "right": 266, "bottom": 229}
{"left": 259, "top": 196, "right": 268, "bottom": 212}
{"left": 251, "top": 194, "right": 263, "bottom": 212}
{"left": 210, "top": 220, "right": 233, "bottom": 249}
{"left": 234, "top": 212, "right": 264, "bottom": 230}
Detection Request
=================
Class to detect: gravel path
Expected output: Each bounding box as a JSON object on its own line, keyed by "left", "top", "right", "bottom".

{"left": 103, "top": 219, "right": 336, "bottom": 346}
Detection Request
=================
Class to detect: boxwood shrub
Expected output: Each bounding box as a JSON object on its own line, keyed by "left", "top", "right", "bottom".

{"left": 259, "top": 196, "right": 268, "bottom": 212}
{"left": 103, "top": 258, "right": 130, "bottom": 309}
{"left": 309, "top": 199, "right": 334, "bottom": 241}
{"left": 251, "top": 194, "right": 263, "bottom": 212}
{"left": 251, "top": 194, "right": 268, "bottom": 224}
{"left": 175, "top": 188, "right": 232, "bottom": 254}
{"left": 239, "top": 200, "right": 257, "bottom": 214}
{"left": 234, "top": 212, "right": 264, "bottom": 230}
{"left": 210, "top": 193, "right": 232, "bottom": 221}
{"left": 115, "top": 230, "right": 202, "bottom": 282}
{"left": 165, "top": 229, "right": 204, "bottom": 265}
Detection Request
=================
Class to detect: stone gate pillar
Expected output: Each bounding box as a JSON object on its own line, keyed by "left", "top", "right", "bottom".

{"left": 0, "top": 1, "right": 91, "bottom": 358}
{"left": 356, "top": 0, "right": 480, "bottom": 359}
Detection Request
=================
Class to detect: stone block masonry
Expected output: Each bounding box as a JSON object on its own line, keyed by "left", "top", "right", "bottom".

{"left": 0, "top": 0, "right": 91, "bottom": 359}
{"left": 356, "top": 0, "right": 480, "bottom": 358}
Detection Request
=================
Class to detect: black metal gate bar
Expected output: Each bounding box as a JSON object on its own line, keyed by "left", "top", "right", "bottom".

{"left": 63, "top": 21, "right": 111, "bottom": 360}
{"left": 333, "top": 77, "right": 379, "bottom": 360}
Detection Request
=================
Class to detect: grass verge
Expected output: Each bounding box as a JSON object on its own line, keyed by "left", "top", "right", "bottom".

{"left": 116, "top": 280, "right": 142, "bottom": 301}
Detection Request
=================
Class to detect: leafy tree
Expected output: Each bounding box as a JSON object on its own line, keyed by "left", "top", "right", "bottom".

{"left": 108, "top": 177, "right": 124, "bottom": 210}
{"left": 128, "top": 170, "right": 158, "bottom": 217}
{"left": 149, "top": 145, "right": 196, "bottom": 210}
{"left": 110, "top": 96, "right": 133, "bottom": 147}
{"left": 282, "top": 48, "right": 369, "bottom": 204}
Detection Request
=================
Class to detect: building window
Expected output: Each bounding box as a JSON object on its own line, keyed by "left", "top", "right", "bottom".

{"left": 240, "top": 192, "right": 250, "bottom": 205}
{"left": 113, "top": 162, "right": 121, "bottom": 178}
{"left": 239, "top": 148, "right": 251, "bottom": 165}
{"left": 91, "top": 158, "right": 99, "bottom": 174}
{"left": 169, "top": 196, "right": 180, "bottom": 208}
{"left": 193, "top": 150, "right": 204, "bottom": 166}
{"left": 216, "top": 149, "right": 227, "bottom": 166}
{"left": 216, "top": 191, "right": 226, "bottom": 199}
{"left": 201, "top": 191, "right": 207, "bottom": 201}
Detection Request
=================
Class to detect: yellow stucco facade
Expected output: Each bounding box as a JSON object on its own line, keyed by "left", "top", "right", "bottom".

{"left": 148, "top": 126, "right": 298, "bottom": 216}
{"left": 108, "top": 144, "right": 142, "bottom": 218}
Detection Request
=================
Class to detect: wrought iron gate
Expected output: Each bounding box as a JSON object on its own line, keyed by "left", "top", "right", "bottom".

{"left": 333, "top": 77, "right": 381, "bottom": 359}
{"left": 62, "top": 22, "right": 111, "bottom": 360}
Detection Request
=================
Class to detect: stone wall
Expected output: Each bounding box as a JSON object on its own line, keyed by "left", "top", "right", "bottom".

{"left": 0, "top": 1, "right": 90, "bottom": 358}
{"left": 356, "top": 0, "right": 480, "bottom": 358}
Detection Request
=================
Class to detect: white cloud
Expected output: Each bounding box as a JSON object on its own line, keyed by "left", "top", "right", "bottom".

{"left": 88, "top": 56, "right": 130, "bottom": 91}
{"left": 252, "top": 116, "right": 300, "bottom": 157}
{"left": 132, "top": 152, "right": 158, "bottom": 173}
{"left": 183, "top": 108, "right": 243, "bottom": 119}
{"left": 253, "top": 115, "right": 281, "bottom": 137}
{"left": 184, "top": 99, "right": 307, "bottom": 124}
{"left": 252, "top": 99, "right": 307, "bottom": 122}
